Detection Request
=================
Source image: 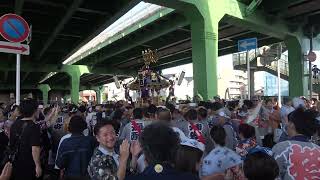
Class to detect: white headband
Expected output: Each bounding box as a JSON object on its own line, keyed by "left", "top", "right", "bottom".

{"left": 180, "top": 138, "right": 205, "bottom": 152}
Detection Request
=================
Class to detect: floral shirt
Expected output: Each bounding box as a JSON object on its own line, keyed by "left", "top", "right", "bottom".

{"left": 88, "top": 147, "right": 119, "bottom": 180}
{"left": 236, "top": 137, "right": 257, "bottom": 159}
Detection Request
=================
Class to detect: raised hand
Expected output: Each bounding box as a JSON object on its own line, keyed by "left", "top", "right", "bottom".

{"left": 120, "top": 139, "right": 130, "bottom": 162}
{"left": 0, "top": 162, "right": 12, "bottom": 180}
{"left": 35, "top": 165, "right": 42, "bottom": 178}
{"left": 130, "top": 141, "right": 142, "bottom": 158}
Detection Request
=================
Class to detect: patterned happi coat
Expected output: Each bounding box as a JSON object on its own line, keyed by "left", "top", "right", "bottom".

{"left": 88, "top": 148, "right": 119, "bottom": 180}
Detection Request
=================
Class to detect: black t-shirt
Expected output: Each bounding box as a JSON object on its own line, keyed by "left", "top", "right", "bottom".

{"left": 0, "top": 131, "right": 9, "bottom": 164}
{"left": 9, "top": 119, "right": 40, "bottom": 179}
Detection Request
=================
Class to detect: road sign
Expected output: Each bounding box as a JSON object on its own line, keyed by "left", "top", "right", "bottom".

{"left": 238, "top": 38, "right": 257, "bottom": 52}
{"left": 0, "top": 14, "right": 30, "bottom": 43}
{"left": 0, "top": 41, "right": 29, "bottom": 55}
{"left": 307, "top": 51, "right": 317, "bottom": 62}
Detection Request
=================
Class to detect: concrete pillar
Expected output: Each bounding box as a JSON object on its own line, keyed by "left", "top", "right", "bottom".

{"left": 38, "top": 84, "right": 51, "bottom": 105}
{"left": 285, "top": 36, "right": 304, "bottom": 97}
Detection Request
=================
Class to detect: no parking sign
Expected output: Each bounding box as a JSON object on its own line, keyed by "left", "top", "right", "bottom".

{"left": 0, "top": 14, "right": 30, "bottom": 43}
{"left": 0, "top": 14, "right": 30, "bottom": 54}
{"left": 0, "top": 13, "right": 31, "bottom": 105}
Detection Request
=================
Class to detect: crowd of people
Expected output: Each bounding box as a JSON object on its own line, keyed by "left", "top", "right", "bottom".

{"left": 0, "top": 95, "right": 319, "bottom": 180}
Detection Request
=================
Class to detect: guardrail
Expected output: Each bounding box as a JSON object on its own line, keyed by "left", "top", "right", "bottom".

{"left": 233, "top": 50, "right": 289, "bottom": 77}
{"left": 264, "top": 58, "right": 289, "bottom": 76}
{"left": 232, "top": 49, "right": 259, "bottom": 66}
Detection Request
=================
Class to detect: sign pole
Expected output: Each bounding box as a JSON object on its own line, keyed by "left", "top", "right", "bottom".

{"left": 309, "top": 59, "right": 312, "bottom": 99}
{"left": 309, "top": 61, "right": 313, "bottom": 99}
{"left": 277, "top": 43, "right": 282, "bottom": 108}
{"left": 238, "top": 38, "right": 257, "bottom": 99}
{"left": 309, "top": 27, "right": 314, "bottom": 100}
{"left": 247, "top": 50, "right": 251, "bottom": 99}
{"left": 16, "top": 54, "right": 20, "bottom": 105}
{"left": 0, "top": 14, "right": 31, "bottom": 105}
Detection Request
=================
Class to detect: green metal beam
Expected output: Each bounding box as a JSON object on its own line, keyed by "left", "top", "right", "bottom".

{"left": 15, "top": 0, "right": 24, "bottom": 15}
{"left": 37, "top": 0, "right": 139, "bottom": 85}
{"left": 225, "top": 1, "right": 303, "bottom": 39}
{"left": 36, "top": 0, "right": 84, "bottom": 62}
{"left": 144, "top": 0, "right": 304, "bottom": 100}
{"left": 154, "top": 57, "right": 192, "bottom": 70}
{"left": 261, "top": 0, "right": 307, "bottom": 12}
{"left": 81, "top": 75, "right": 106, "bottom": 84}
{"left": 22, "top": 72, "right": 30, "bottom": 82}
{"left": 0, "top": 84, "right": 39, "bottom": 90}
{"left": 92, "top": 14, "right": 188, "bottom": 65}
{"left": 3, "top": 71, "right": 8, "bottom": 83}
{"left": 116, "top": 38, "right": 192, "bottom": 68}
{"left": 144, "top": 0, "right": 196, "bottom": 13}
{"left": 0, "top": 83, "right": 90, "bottom": 91}
{"left": 49, "top": 74, "right": 68, "bottom": 84}
{"left": 61, "top": 0, "right": 140, "bottom": 65}
{"left": 0, "top": 61, "right": 132, "bottom": 76}
{"left": 246, "top": 0, "right": 263, "bottom": 16}
{"left": 0, "top": 84, "right": 62, "bottom": 90}
{"left": 70, "top": 8, "right": 175, "bottom": 65}
{"left": 147, "top": 0, "right": 301, "bottom": 39}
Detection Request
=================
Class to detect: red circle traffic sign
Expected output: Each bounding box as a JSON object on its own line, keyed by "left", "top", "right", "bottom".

{"left": 0, "top": 14, "right": 30, "bottom": 43}
{"left": 308, "top": 51, "right": 317, "bottom": 62}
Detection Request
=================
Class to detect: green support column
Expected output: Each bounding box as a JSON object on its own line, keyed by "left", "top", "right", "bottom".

{"left": 285, "top": 36, "right": 304, "bottom": 97}
{"left": 93, "top": 86, "right": 104, "bottom": 104}
{"left": 38, "top": 84, "right": 51, "bottom": 105}
{"left": 184, "top": 0, "right": 225, "bottom": 100}
{"left": 69, "top": 73, "right": 81, "bottom": 104}
{"left": 145, "top": 0, "right": 223, "bottom": 100}
{"left": 96, "top": 90, "right": 101, "bottom": 104}
{"left": 190, "top": 19, "right": 219, "bottom": 100}
{"left": 65, "top": 65, "right": 90, "bottom": 104}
